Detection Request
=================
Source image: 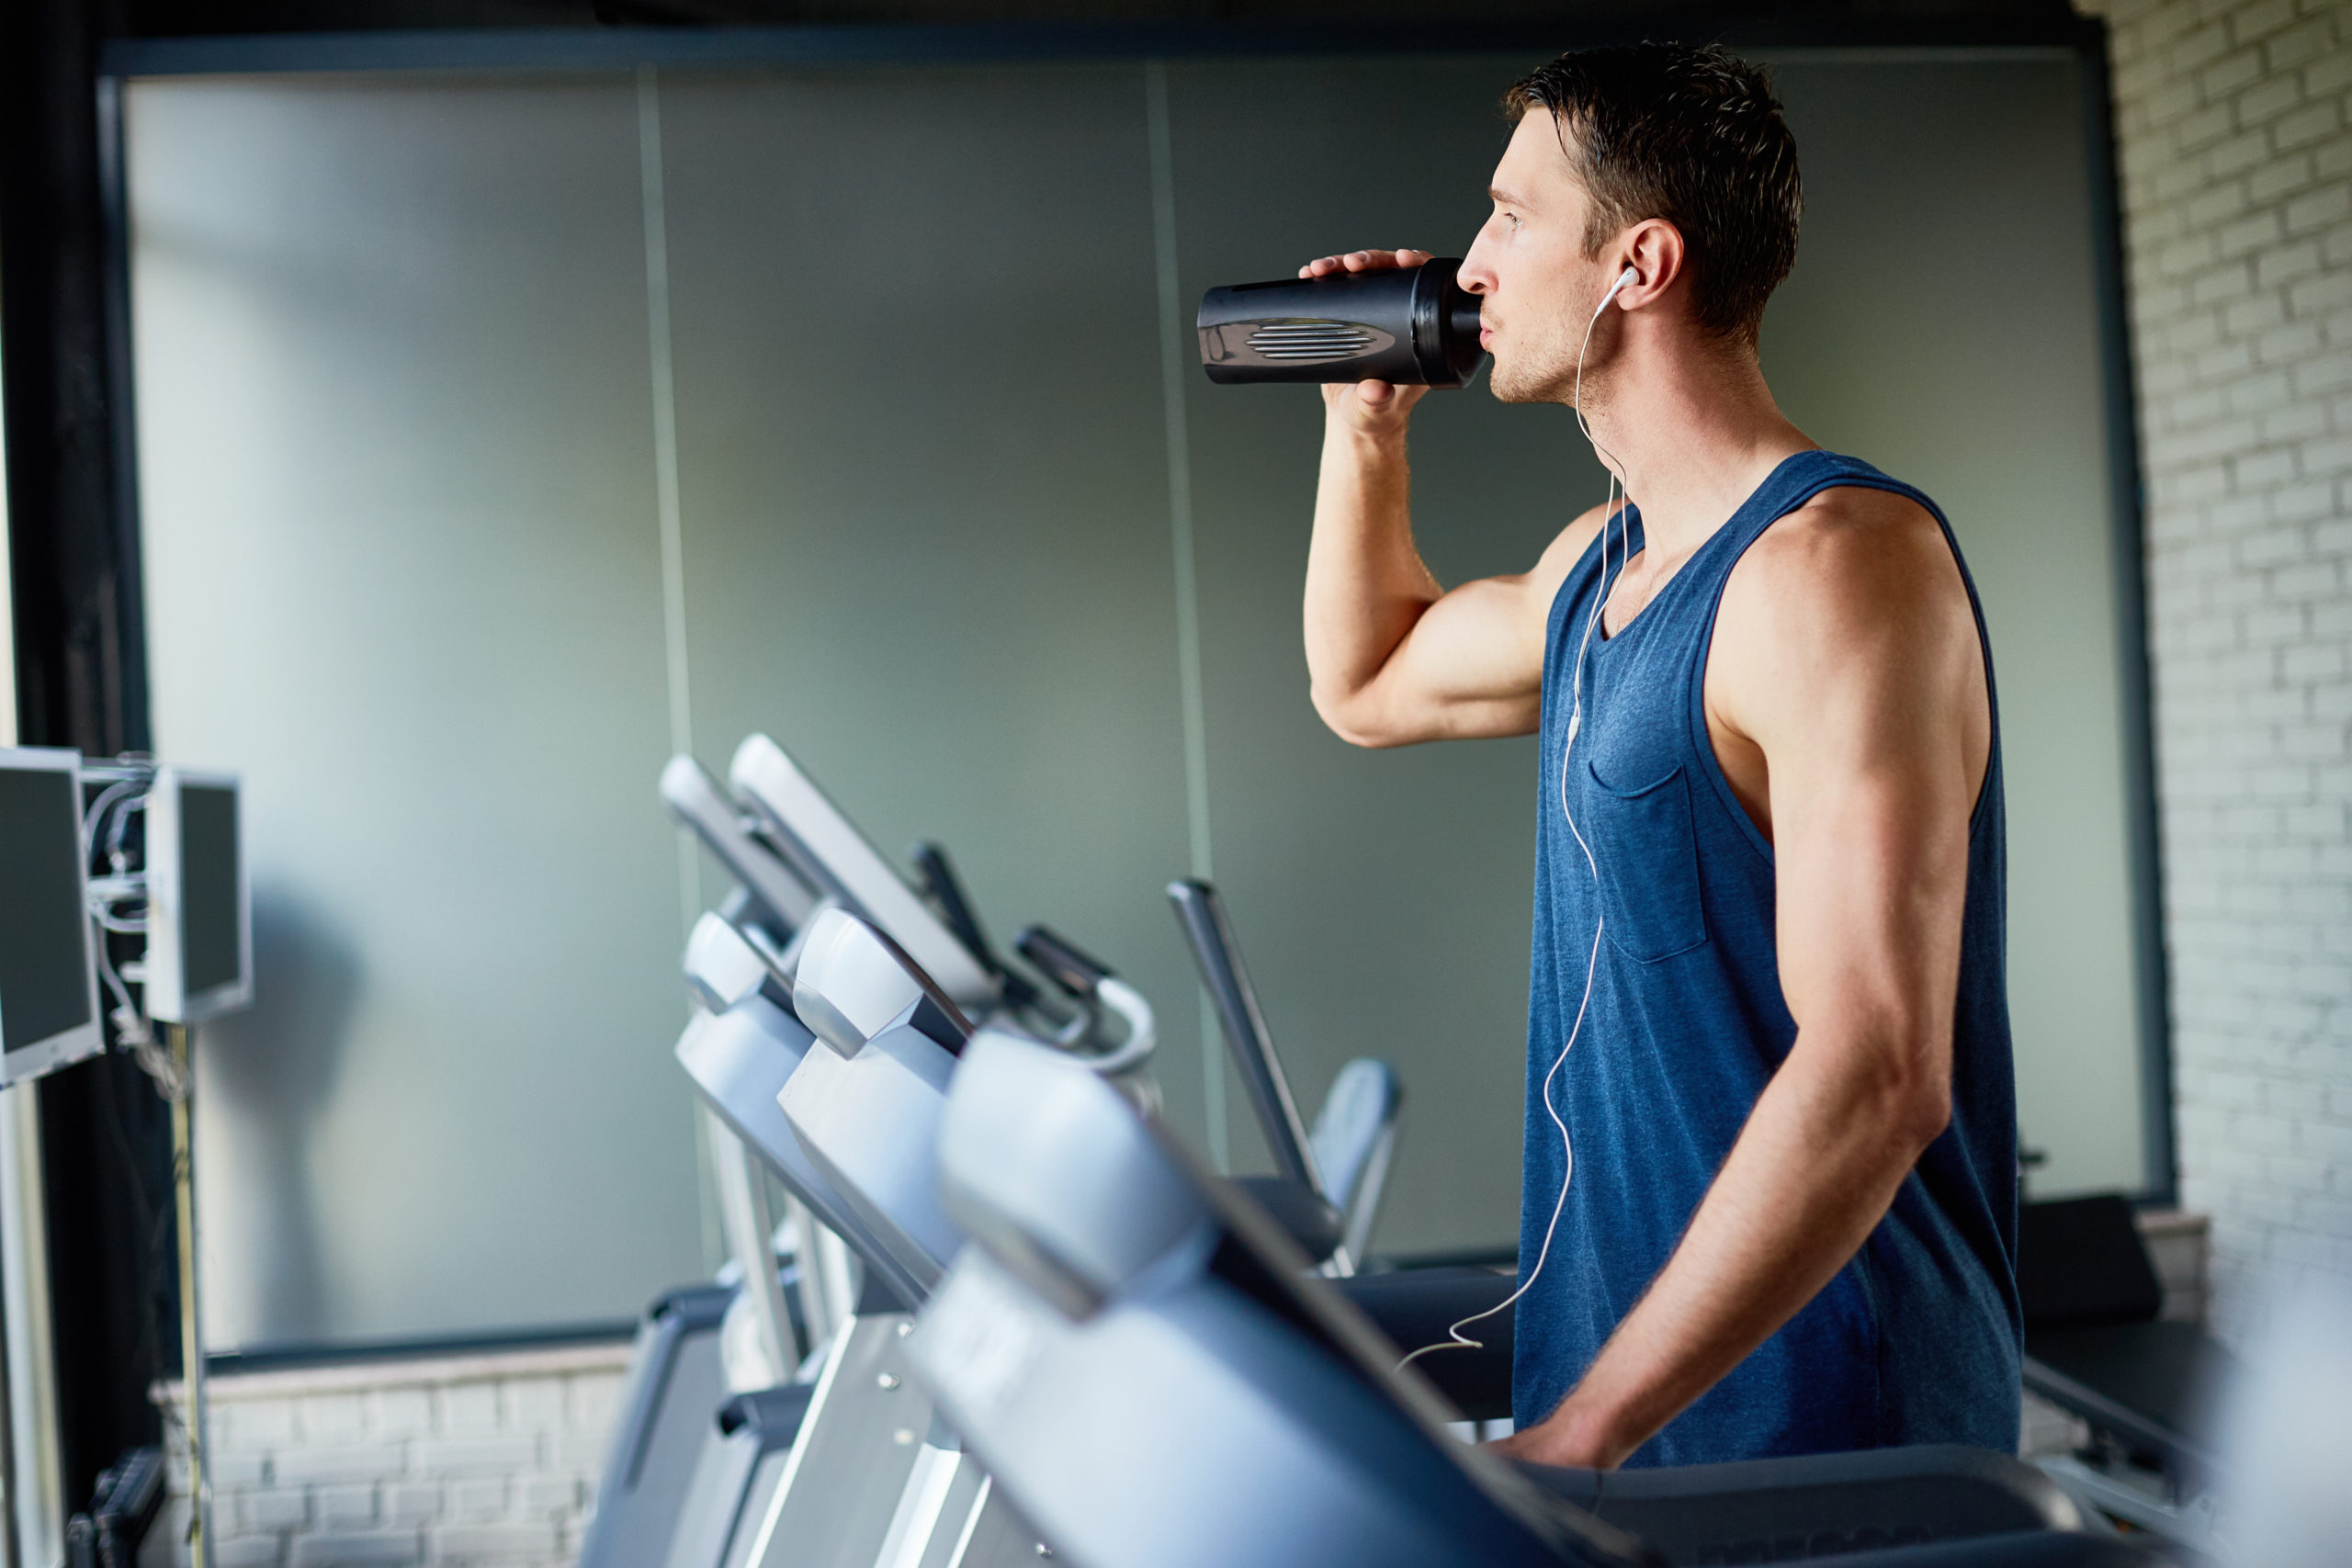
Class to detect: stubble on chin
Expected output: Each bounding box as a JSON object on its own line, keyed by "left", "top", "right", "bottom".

{"left": 1485, "top": 347, "right": 1581, "bottom": 407}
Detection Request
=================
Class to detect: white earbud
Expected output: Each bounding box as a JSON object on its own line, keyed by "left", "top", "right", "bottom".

{"left": 1594, "top": 265, "right": 1639, "bottom": 316}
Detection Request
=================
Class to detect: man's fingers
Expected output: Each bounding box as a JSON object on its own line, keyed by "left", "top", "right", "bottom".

{"left": 1320, "top": 379, "right": 1388, "bottom": 412}
{"left": 1297, "top": 248, "right": 1430, "bottom": 278}
{"left": 1320, "top": 375, "right": 1429, "bottom": 426}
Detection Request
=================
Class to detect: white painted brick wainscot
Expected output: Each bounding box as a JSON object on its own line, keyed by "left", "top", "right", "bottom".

{"left": 153, "top": 1340, "right": 630, "bottom": 1568}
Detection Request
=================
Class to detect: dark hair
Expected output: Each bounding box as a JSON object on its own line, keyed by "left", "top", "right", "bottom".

{"left": 1504, "top": 43, "right": 1802, "bottom": 346}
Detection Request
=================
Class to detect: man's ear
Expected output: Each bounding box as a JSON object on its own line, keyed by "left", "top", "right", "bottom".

{"left": 1612, "top": 219, "right": 1687, "bottom": 311}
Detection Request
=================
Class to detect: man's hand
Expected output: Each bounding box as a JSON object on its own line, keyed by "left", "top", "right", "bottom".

{"left": 1482, "top": 1410, "right": 1619, "bottom": 1471}
{"left": 1298, "top": 248, "right": 1436, "bottom": 434}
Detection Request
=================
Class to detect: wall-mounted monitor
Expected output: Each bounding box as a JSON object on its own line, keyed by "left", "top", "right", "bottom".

{"left": 146, "top": 766, "right": 252, "bottom": 1024}
{"left": 0, "top": 747, "right": 104, "bottom": 1084}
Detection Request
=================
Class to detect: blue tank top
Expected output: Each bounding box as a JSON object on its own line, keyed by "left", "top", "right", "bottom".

{"left": 1515, "top": 450, "right": 2021, "bottom": 1465}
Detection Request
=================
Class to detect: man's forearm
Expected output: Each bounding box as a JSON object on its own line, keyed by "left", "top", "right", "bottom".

{"left": 1518, "top": 1028, "right": 1946, "bottom": 1466}
{"left": 1303, "top": 420, "right": 1441, "bottom": 710}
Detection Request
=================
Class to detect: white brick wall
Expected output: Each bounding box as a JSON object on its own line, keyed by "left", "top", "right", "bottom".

{"left": 154, "top": 1341, "right": 630, "bottom": 1568}
{"left": 2078, "top": 0, "right": 2352, "bottom": 1341}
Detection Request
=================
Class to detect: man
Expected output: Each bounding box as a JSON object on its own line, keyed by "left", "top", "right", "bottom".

{"left": 1300, "top": 43, "right": 2019, "bottom": 1468}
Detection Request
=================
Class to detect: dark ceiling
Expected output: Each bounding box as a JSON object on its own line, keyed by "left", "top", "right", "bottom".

{"left": 110, "top": 0, "right": 2069, "bottom": 38}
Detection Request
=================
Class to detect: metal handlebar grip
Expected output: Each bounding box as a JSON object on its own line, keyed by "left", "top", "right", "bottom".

{"left": 1015, "top": 924, "right": 1115, "bottom": 1000}
{"left": 1165, "top": 880, "right": 1322, "bottom": 1193}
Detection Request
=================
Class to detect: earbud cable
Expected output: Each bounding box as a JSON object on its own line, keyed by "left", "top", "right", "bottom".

{"left": 1399, "top": 270, "right": 1628, "bottom": 1383}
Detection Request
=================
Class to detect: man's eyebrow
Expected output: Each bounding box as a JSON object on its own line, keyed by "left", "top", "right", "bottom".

{"left": 1488, "top": 185, "right": 1536, "bottom": 208}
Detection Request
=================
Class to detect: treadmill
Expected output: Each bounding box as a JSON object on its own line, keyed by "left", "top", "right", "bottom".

{"left": 2016, "top": 1193, "right": 2233, "bottom": 1551}
{"left": 590, "top": 746, "right": 1013, "bottom": 1568}
{"left": 669, "top": 911, "right": 1080, "bottom": 1568}
{"left": 791, "top": 912, "right": 2146, "bottom": 1568}
{"left": 639, "top": 737, "right": 1167, "bottom": 1568}
{"left": 578, "top": 760, "right": 828, "bottom": 1568}
{"left": 907, "top": 1030, "right": 2164, "bottom": 1568}
{"left": 658, "top": 870, "right": 1404, "bottom": 1568}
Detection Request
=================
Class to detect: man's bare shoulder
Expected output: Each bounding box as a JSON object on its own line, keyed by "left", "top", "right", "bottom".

{"left": 1718, "top": 484, "right": 1967, "bottom": 650}
{"left": 1707, "top": 481, "right": 1988, "bottom": 766}
{"left": 1710, "top": 482, "right": 1991, "bottom": 834}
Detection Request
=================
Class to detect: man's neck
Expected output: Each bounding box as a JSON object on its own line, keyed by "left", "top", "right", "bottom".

{"left": 1584, "top": 329, "right": 1813, "bottom": 563}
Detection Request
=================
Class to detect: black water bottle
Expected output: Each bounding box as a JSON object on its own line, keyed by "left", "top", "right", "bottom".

{"left": 1196, "top": 257, "right": 1485, "bottom": 386}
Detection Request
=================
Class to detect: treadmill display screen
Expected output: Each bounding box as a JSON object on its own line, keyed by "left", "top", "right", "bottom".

{"left": 179, "top": 782, "right": 243, "bottom": 996}
{"left": 0, "top": 767, "right": 93, "bottom": 1054}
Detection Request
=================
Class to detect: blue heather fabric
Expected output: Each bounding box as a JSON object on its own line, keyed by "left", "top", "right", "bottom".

{"left": 1513, "top": 450, "right": 2021, "bottom": 1465}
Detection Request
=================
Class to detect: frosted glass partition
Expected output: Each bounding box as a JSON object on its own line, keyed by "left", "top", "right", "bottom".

{"left": 654, "top": 67, "right": 1205, "bottom": 1140}
{"left": 129, "top": 44, "right": 2146, "bottom": 1348}
{"left": 132, "top": 79, "right": 700, "bottom": 1347}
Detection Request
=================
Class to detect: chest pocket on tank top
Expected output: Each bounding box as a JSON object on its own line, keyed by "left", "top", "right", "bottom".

{"left": 1581, "top": 758, "right": 1709, "bottom": 964}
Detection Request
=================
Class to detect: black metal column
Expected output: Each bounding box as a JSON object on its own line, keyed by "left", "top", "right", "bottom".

{"left": 2, "top": 0, "right": 177, "bottom": 1520}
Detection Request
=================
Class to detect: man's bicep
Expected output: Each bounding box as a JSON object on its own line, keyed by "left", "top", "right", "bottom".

{"left": 1332, "top": 509, "right": 1606, "bottom": 746}
{"left": 1334, "top": 575, "right": 1550, "bottom": 742}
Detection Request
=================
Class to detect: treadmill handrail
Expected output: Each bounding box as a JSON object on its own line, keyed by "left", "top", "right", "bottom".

{"left": 910, "top": 840, "right": 1047, "bottom": 1011}
{"left": 2021, "top": 1348, "right": 2220, "bottom": 1480}
{"left": 662, "top": 754, "right": 820, "bottom": 936}
{"left": 729, "top": 734, "right": 997, "bottom": 1008}
{"left": 1167, "top": 880, "right": 1321, "bottom": 1192}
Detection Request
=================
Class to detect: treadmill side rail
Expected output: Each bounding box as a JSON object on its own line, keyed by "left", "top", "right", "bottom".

{"left": 1523, "top": 1444, "right": 2093, "bottom": 1564}
{"left": 662, "top": 754, "right": 820, "bottom": 936}
{"left": 740, "top": 1314, "right": 933, "bottom": 1568}
{"left": 577, "top": 1286, "right": 734, "bottom": 1568}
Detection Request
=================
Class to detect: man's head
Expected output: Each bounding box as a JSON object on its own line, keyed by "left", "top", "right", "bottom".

{"left": 1462, "top": 42, "right": 1802, "bottom": 405}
